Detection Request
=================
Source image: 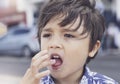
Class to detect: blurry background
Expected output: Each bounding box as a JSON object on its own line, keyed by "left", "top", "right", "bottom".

{"left": 0, "top": 0, "right": 120, "bottom": 84}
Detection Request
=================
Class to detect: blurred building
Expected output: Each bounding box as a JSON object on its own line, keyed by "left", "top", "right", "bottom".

{"left": 101, "top": 0, "right": 120, "bottom": 21}
{"left": 0, "top": 0, "right": 45, "bottom": 28}
{"left": 0, "top": 0, "right": 26, "bottom": 27}
{"left": 0, "top": 0, "right": 120, "bottom": 28}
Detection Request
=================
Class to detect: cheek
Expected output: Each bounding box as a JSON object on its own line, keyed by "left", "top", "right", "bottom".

{"left": 69, "top": 43, "right": 89, "bottom": 56}
{"left": 67, "top": 48, "right": 88, "bottom": 62}
{"left": 65, "top": 42, "right": 89, "bottom": 63}
{"left": 40, "top": 39, "right": 48, "bottom": 50}
{"left": 65, "top": 48, "right": 88, "bottom": 69}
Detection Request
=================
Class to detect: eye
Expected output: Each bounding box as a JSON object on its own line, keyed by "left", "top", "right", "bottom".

{"left": 42, "top": 33, "right": 51, "bottom": 38}
{"left": 64, "top": 34, "right": 75, "bottom": 38}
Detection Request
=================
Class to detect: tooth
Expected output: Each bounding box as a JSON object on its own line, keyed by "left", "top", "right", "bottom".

{"left": 53, "top": 56, "right": 59, "bottom": 58}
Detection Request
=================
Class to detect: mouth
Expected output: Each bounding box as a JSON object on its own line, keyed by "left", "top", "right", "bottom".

{"left": 50, "top": 53, "right": 63, "bottom": 70}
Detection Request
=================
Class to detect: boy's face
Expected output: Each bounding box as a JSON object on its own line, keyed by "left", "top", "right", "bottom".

{"left": 40, "top": 16, "right": 99, "bottom": 80}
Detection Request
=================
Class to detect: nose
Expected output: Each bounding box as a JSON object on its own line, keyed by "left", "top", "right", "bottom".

{"left": 48, "top": 38, "right": 63, "bottom": 49}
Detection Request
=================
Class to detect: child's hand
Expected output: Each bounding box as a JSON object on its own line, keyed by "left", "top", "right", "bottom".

{"left": 20, "top": 50, "right": 55, "bottom": 84}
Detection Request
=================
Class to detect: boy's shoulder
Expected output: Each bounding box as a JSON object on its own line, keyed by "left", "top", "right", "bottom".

{"left": 81, "top": 67, "right": 119, "bottom": 84}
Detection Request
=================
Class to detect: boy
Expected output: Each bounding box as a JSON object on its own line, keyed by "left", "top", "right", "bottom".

{"left": 21, "top": 0, "right": 118, "bottom": 84}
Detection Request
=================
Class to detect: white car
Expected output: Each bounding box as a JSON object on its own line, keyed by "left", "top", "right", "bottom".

{"left": 0, "top": 26, "right": 40, "bottom": 57}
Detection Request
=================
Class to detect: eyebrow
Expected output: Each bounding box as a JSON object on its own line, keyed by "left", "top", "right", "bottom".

{"left": 62, "top": 29, "right": 75, "bottom": 32}
{"left": 42, "top": 28, "right": 52, "bottom": 32}
{"left": 42, "top": 27, "right": 75, "bottom": 32}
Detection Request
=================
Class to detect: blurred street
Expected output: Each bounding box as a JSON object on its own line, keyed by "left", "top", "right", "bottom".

{"left": 0, "top": 56, "right": 30, "bottom": 84}
{"left": 88, "top": 49, "right": 120, "bottom": 83}
{"left": 0, "top": 49, "right": 120, "bottom": 84}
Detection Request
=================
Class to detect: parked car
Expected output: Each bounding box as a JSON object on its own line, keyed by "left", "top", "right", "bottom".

{"left": 0, "top": 26, "right": 40, "bottom": 57}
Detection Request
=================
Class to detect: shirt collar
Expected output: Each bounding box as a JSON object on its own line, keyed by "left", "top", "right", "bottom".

{"left": 79, "top": 67, "right": 95, "bottom": 84}
{"left": 40, "top": 66, "right": 91, "bottom": 84}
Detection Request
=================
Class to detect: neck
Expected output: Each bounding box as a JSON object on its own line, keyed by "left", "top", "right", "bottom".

{"left": 53, "top": 67, "right": 84, "bottom": 84}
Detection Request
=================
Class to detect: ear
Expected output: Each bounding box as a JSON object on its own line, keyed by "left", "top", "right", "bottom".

{"left": 88, "top": 40, "right": 101, "bottom": 57}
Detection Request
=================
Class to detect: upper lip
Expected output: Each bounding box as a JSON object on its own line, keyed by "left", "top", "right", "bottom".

{"left": 49, "top": 53, "right": 63, "bottom": 60}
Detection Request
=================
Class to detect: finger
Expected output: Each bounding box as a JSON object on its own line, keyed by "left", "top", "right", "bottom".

{"left": 31, "top": 54, "right": 49, "bottom": 68}
{"left": 31, "top": 55, "right": 50, "bottom": 75}
{"left": 23, "top": 68, "right": 31, "bottom": 77}
{"left": 33, "top": 53, "right": 55, "bottom": 68}
{"left": 35, "top": 59, "right": 56, "bottom": 71}
{"left": 38, "top": 59, "right": 56, "bottom": 69}
{"left": 35, "top": 70, "right": 50, "bottom": 80}
{"left": 32, "top": 50, "right": 48, "bottom": 63}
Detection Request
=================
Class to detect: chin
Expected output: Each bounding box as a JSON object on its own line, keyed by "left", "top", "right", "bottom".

{"left": 51, "top": 73, "right": 66, "bottom": 79}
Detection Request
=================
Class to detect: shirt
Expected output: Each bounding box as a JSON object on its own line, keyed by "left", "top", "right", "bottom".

{"left": 40, "top": 67, "right": 118, "bottom": 84}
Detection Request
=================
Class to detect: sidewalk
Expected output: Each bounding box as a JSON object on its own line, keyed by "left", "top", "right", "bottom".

{"left": 0, "top": 75, "right": 21, "bottom": 84}
{"left": 98, "top": 48, "right": 120, "bottom": 57}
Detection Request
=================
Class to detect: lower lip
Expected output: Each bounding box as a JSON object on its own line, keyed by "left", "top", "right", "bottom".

{"left": 51, "top": 63, "right": 63, "bottom": 70}
{"left": 51, "top": 65, "right": 61, "bottom": 70}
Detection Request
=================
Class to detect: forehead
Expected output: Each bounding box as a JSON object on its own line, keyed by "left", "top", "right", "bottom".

{"left": 43, "top": 15, "right": 85, "bottom": 33}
